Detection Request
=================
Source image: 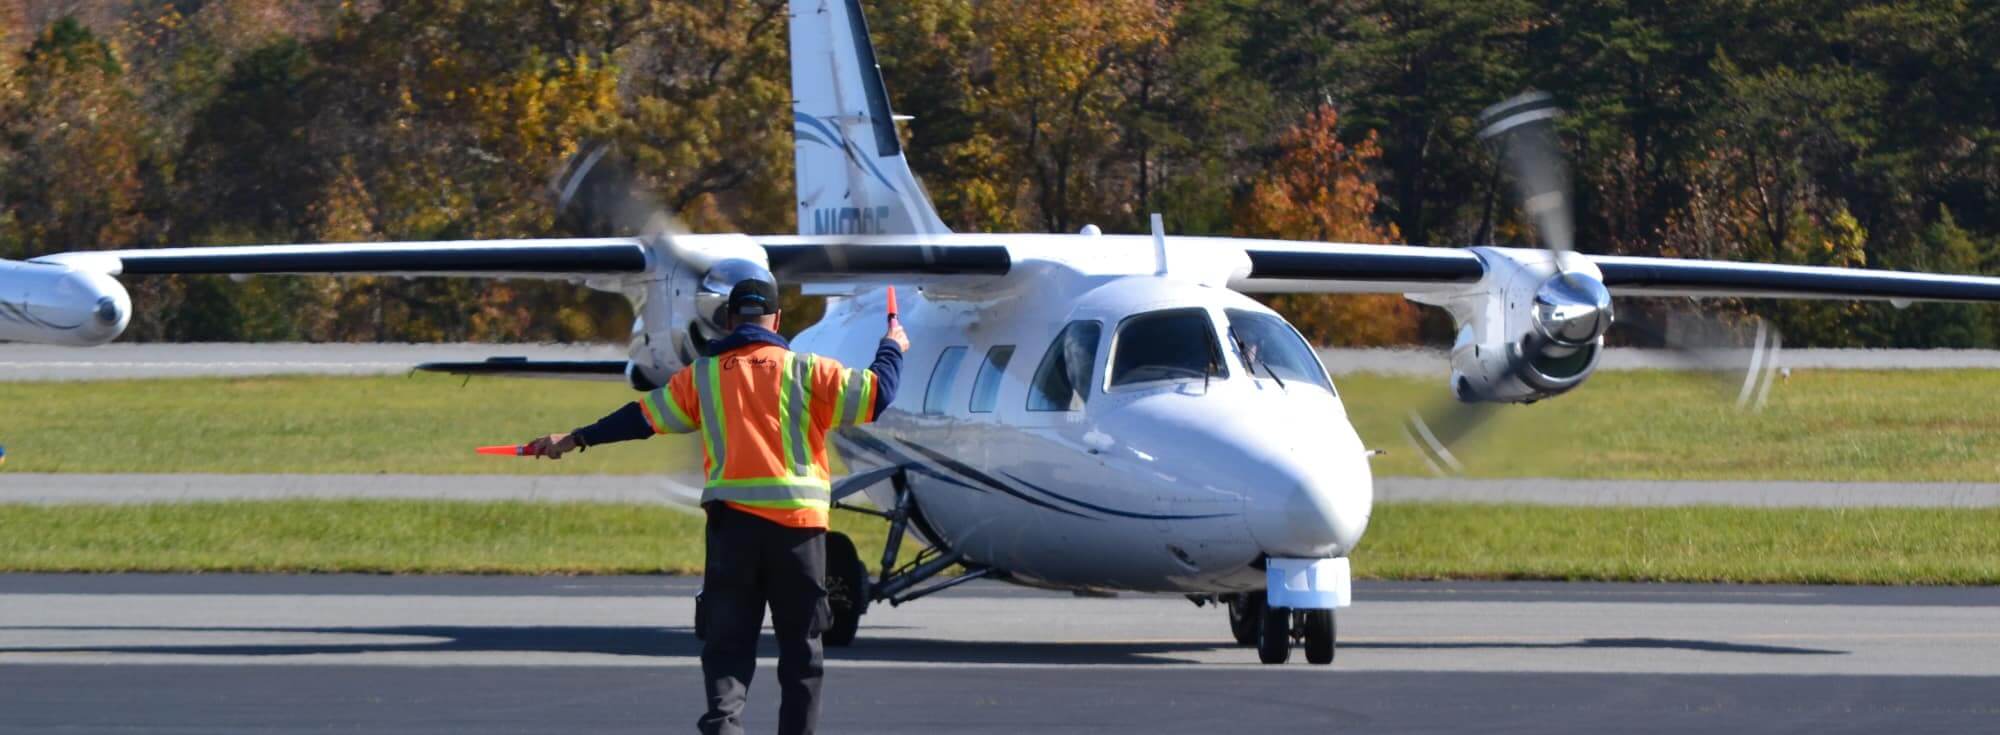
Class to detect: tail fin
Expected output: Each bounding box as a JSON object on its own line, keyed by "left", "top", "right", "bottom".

{"left": 789, "top": 0, "right": 950, "bottom": 236}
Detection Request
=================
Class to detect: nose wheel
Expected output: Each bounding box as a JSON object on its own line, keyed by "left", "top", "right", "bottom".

{"left": 1252, "top": 604, "right": 1337, "bottom": 665}
{"left": 1302, "top": 609, "right": 1336, "bottom": 664}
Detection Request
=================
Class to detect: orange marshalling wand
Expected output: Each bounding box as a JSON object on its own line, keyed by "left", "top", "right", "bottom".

{"left": 477, "top": 445, "right": 528, "bottom": 457}
{"left": 886, "top": 286, "right": 899, "bottom": 324}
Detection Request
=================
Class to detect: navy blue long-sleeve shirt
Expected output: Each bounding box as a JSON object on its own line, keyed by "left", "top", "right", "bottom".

{"left": 571, "top": 324, "right": 903, "bottom": 448}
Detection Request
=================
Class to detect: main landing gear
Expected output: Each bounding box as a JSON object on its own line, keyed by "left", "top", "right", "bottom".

{"left": 1222, "top": 592, "right": 1337, "bottom": 665}
{"left": 823, "top": 531, "right": 868, "bottom": 646}
{"left": 824, "top": 468, "right": 993, "bottom": 647}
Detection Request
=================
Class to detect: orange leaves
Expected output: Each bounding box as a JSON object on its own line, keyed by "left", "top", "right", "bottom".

{"left": 1243, "top": 104, "right": 1397, "bottom": 245}
{"left": 1243, "top": 104, "right": 1418, "bottom": 346}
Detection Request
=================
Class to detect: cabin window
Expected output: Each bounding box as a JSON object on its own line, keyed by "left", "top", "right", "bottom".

{"left": 1107, "top": 309, "right": 1227, "bottom": 389}
{"left": 1029, "top": 321, "right": 1102, "bottom": 411}
{"left": 1226, "top": 309, "right": 1335, "bottom": 392}
{"left": 969, "top": 346, "right": 1014, "bottom": 413}
{"left": 923, "top": 346, "right": 968, "bottom": 415}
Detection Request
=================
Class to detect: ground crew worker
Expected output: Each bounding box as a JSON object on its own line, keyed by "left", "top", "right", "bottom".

{"left": 523, "top": 274, "right": 907, "bottom": 735}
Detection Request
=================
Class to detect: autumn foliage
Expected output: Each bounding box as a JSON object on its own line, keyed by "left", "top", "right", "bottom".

{"left": 0, "top": 1, "right": 1995, "bottom": 347}
{"left": 1242, "top": 105, "right": 1420, "bottom": 346}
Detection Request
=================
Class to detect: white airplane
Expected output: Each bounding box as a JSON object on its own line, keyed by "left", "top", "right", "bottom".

{"left": 5, "top": 0, "right": 2000, "bottom": 665}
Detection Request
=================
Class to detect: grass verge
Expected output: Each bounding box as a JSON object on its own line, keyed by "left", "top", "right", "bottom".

{"left": 2, "top": 370, "right": 1997, "bottom": 480}
{"left": 2, "top": 500, "right": 1995, "bottom": 584}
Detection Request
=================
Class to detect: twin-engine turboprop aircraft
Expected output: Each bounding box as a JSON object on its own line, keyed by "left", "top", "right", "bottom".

{"left": 7, "top": 0, "right": 2000, "bottom": 665}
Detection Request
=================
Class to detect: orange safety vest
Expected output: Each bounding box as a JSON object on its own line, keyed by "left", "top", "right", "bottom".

{"left": 638, "top": 343, "right": 878, "bottom": 529}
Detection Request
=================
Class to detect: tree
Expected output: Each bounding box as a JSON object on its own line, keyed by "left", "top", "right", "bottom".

{"left": 1254, "top": 0, "right": 1533, "bottom": 246}
{"left": 2, "top": 17, "right": 148, "bottom": 256}
{"left": 975, "top": 0, "right": 1169, "bottom": 234}
{"left": 1241, "top": 105, "right": 1420, "bottom": 345}
{"left": 1123, "top": 0, "right": 1273, "bottom": 235}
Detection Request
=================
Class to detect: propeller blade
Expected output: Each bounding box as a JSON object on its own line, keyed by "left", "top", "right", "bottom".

{"left": 1618, "top": 308, "right": 1786, "bottom": 411}
{"left": 1401, "top": 401, "right": 1503, "bottom": 477}
{"left": 550, "top": 144, "right": 712, "bottom": 472}
{"left": 1478, "top": 92, "right": 1574, "bottom": 257}
{"left": 552, "top": 142, "right": 684, "bottom": 238}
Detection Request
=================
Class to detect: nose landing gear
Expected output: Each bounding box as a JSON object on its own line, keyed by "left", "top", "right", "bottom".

{"left": 1236, "top": 557, "right": 1351, "bottom": 664}
{"left": 1252, "top": 604, "right": 1336, "bottom": 665}
{"left": 1221, "top": 591, "right": 1338, "bottom": 664}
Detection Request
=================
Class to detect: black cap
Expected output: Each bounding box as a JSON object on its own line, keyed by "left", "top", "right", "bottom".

{"left": 726, "top": 278, "right": 780, "bottom": 318}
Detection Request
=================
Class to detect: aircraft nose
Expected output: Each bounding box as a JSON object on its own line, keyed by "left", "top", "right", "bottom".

{"left": 1093, "top": 388, "right": 1373, "bottom": 559}
{"left": 1245, "top": 446, "right": 1373, "bottom": 558}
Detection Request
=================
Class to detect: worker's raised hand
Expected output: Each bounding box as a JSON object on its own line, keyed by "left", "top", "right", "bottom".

{"left": 524, "top": 433, "right": 578, "bottom": 459}
{"left": 885, "top": 319, "right": 910, "bottom": 352}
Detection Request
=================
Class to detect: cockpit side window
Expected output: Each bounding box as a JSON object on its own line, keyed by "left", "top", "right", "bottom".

{"left": 1107, "top": 308, "right": 1227, "bottom": 389}
{"left": 1225, "top": 309, "right": 1334, "bottom": 393}
{"left": 1028, "top": 321, "right": 1102, "bottom": 411}
{"left": 923, "top": 346, "right": 968, "bottom": 415}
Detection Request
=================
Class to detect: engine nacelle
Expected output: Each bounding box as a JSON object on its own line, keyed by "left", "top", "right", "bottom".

{"left": 0, "top": 259, "right": 131, "bottom": 346}
{"left": 1414, "top": 247, "right": 1613, "bottom": 404}
{"left": 622, "top": 233, "right": 773, "bottom": 390}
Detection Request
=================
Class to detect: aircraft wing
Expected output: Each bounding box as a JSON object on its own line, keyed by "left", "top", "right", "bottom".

{"left": 35, "top": 236, "right": 1020, "bottom": 285}
{"left": 30, "top": 238, "right": 652, "bottom": 280}
{"left": 1219, "top": 240, "right": 1487, "bottom": 295}
{"left": 754, "top": 238, "right": 1012, "bottom": 286}
{"left": 1220, "top": 240, "right": 2000, "bottom": 304}
{"left": 1589, "top": 255, "right": 2000, "bottom": 303}
{"left": 413, "top": 357, "right": 628, "bottom": 381}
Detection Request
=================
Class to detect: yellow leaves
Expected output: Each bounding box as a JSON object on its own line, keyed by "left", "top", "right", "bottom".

{"left": 468, "top": 54, "right": 621, "bottom": 168}
{"left": 970, "top": 0, "right": 1172, "bottom": 230}
{"left": 308, "top": 158, "right": 378, "bottom": 243}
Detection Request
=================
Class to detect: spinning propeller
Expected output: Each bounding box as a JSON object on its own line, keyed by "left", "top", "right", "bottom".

{"left": 1403, "top": 93, "right": 1781, "bottom": 476}
{"left": 546, "top": 143, "right": 736, "bottom": 508}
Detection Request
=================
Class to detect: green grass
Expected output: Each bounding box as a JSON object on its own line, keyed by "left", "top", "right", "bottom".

{"left": 0, "top": 501, "right": 892, "bottom": 575}
{"left": 1359, "top": 503, "right": 2000, "bottom": 585}
{"left": 3, "top": 370, "right": 1999, "bottom": 480}
{"left": 1, "top": 500, "right": 1994, "bottom": 584}
{"left": 1344, "top": 368, "right": 2000, "bottom": 481}
{"left": 0, "top": 374, "right": 688, "bottom": 475}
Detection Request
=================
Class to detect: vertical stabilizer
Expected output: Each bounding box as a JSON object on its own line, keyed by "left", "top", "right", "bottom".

{"left": 790, "top": 0, "right": 950, "bottom": 236}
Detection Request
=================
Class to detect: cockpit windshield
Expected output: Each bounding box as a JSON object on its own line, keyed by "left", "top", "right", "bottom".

{"left": 1226, "top": 309, "right": 1334, "bottom": 392}
{"left": 1108, "top": 308, "right": 1228, "bottom": 388}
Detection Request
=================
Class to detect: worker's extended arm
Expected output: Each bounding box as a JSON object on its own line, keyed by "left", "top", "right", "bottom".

{"left": 866, "top": 337, "right": 903, "bottom": 420}
{"left": 524, "top": 369, "right": 697, "bottom": 458}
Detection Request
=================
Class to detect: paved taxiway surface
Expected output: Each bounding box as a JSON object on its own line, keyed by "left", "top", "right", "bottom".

{"left": 10, "top": 473, "right": 2000, "bottom": 507}
{"left": 2, "top": 575, "right": 1995, "bottom": 733}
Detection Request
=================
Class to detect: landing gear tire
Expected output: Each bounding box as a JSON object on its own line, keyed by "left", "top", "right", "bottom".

{"left": 1303, "top": 609, "right": 1335, "bottom": 665}
{"left": 823, "top": 531, "right": 869, "bottom": 647}
{"left": 1257, "top": 604, "right": 1291, "bottom": 664}
{"left": 1227, "top": 592, "right": 1265, "bottom": 647}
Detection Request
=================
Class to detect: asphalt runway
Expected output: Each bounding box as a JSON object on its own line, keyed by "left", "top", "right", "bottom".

{"left": 2, "top": 575, "right": 1995, "bottom": 733}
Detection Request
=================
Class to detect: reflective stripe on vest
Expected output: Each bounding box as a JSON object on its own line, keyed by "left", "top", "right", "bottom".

{"left": 693, "top": 358, "right": 728, "bottom": 485}
{"left": 690, "top": 352, "right": 833, "bottom": 511}
{"left": 834, "top": 367, "right": 873, "bottom": 427}
{"left": 640, "top": 387, "right": 696, "bottom": 434}
{"left": 782, "top": 353, "right": 816, "bottom": 478}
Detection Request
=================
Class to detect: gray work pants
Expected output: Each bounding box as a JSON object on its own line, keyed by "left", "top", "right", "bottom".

{"left": 697, "top": 504, "right": 829, "bottom": 735}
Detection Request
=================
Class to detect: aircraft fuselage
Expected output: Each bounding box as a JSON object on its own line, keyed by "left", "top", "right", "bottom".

{"left": 790, "top": 263, "right": 1374, "bottom": 595}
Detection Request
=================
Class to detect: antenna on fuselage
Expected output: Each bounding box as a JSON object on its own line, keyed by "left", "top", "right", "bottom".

{"left": 1150, "top": 213, "right": 1169, "bottom": 277}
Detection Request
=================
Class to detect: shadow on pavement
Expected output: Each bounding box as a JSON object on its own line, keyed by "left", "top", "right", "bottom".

{"left": 1344, "top": 637, "right": 1842, "bottom": 655}
{"left": 0, "top": 625, "right": 1845, "bottom": 663}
